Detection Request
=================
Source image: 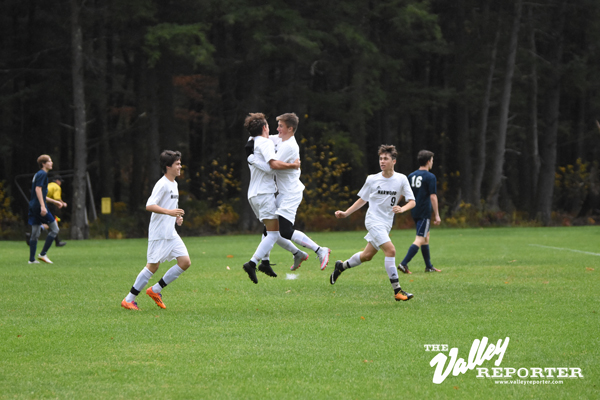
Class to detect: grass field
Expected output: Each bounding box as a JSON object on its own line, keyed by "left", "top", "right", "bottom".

{"left": 1, "top": 226, "right": 599, "bottom": 399}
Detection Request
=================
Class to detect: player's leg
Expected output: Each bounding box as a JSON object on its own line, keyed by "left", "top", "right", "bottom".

{"left": 330, "top": 242, "right": 377, "bottom": 285}
{"left": 38, "top": 220, "right": 58, "bottom": 263}
{"left": 245, "top": 195, "right": 281, "bottom": 283}
{"left": 380, "top": 241, "right": 413, "bottom": 301}
{"left": 147, "top": 238, "right": 190, "bottom": 308}
{"left": 422, "top": 231, "right": 441, "bottom": 272}
{"left": 276, "top": 217, "right": 309, "bottom": 271}
{"left": 398, "top": 219, "right": 428, "bottom": 274}
{"left": 28, "top": 224, "right": 42, "bottom": 263}
{"left": 122, "top": 261, "right": 160, "bottom": 310}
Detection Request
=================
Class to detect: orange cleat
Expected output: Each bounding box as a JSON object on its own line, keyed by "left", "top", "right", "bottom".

{"left": 146, "top": 287, "right": 166, "bottom": 309}
{"left": 121, "top": 299, "right": 140, "bottom": 310}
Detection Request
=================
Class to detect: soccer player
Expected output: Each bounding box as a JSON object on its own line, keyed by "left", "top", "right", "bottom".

{"left": 46, "top": 176, "right": 67, "bottom": 246}
{"left": 121, "top": 150, "right": 190, "bottom": 311}
{"left": 248, "top": 112, "right": 331, "bottom": 272}
{"left": 27, "top": 155, "right": 62, "bottom": 264}
{"left": 331, "top": 144, "right": 416, "bottom": 302}
{"left": 243, "top": 113, "right": 301, "bottom": 284}
{"left": 398, "top": 150, "right": 441, "bottom": 274}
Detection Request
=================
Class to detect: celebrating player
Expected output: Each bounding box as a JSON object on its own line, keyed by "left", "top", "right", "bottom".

{"left": 248, "top": 112, "right": 331, "bottom": 272}
{"left": 331, "top": 144, "right": 416, "bottom": 302}
{"left": 398, "top": 149, "right": 442, "bottom": 274}
{"left": 121, "top": 150, "right": 190, "bottom": 310}
{"left": 242, "top": 113, "right": 301, "bottom": 284}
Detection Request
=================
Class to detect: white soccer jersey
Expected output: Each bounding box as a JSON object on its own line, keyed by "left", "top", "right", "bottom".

{"left": 247, "top": 136, "right": 277, "bottom": 199}
{"left": 357, "top": 171, "right": 415, "bottom": 231}
{"left": 146, "top": 176, "right": 181, "bottom": 241}
{"left": 269, "top": 135, "right": 305, "bottom": 194}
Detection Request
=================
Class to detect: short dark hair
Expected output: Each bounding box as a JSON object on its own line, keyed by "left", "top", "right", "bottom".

{"left": 160, "top": 150, "right": 182, "bottom": 174}
{"left": 52, "top": 175, "right": 63, "bottom": 183}
{"left": 37, "top": 154, "right": 51, "bottom": 169}
{"left": 417, "top": 150, "right": 434, "bottom": 166}
{"left": 276, "top": 113, "right": 299, "bottom": 133}
{"left": 244, "top": 113, "right": 267, "bottom": 137}
{"left": 378, "top": 144, "right": 397, "bottom": 160}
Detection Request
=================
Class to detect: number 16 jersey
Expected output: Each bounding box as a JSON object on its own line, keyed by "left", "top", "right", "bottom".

{"left": 357, "top": 171, "right": 414, "bottom": 231}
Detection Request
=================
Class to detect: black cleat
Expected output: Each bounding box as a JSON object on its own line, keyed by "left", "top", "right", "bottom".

{"left": 243, "top": 262, "right": 258, "bottom": 284}
{"left": 394, "top": 289, "right": 414, "bottom": 301}
{"left": 258, "top": 260, "right": 277, "bottom": 277}
{"left": 398, "top": 263, "right": 411, "bottom": 274}
{"left": 330, "top": 260, "right": 344, "bottom": 285}
{"left": 55, "top": 241, "right": 67, "bottom": 247}
{"left": 25, "top": 233, "right": 31, "bottom": 246}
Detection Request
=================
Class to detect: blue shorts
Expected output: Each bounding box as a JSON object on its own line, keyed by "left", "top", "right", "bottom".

{"left": 28, "top": 207, "right": 55, "bottom": 226}
{"left": 414, "top": 218, "right": 431, "bottom": 238}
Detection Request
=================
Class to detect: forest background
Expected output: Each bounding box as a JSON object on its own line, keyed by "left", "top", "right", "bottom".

{"left": 1, "top": 0, "right": 599, "bottom": 240}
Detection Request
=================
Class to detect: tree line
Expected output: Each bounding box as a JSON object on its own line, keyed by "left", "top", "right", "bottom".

{"left": 1, "top": 0, "right": 599, "bottom": 238}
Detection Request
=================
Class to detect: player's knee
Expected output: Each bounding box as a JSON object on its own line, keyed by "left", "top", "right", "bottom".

{"left": 362, "top": 253, "right": 374, "bottom": 262}
{"left": 278, "top": 217, "right": 294, "bottom": 240}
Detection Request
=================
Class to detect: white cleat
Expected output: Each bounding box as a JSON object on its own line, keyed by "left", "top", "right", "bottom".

{"left": 290, "top": 250, "right": 309, "bottom": 271}
{"left": 316, "top": 247, "right": 331, "bottom": 271}
{"left": 37, "top": 254, "right": 53, "bottom": 264}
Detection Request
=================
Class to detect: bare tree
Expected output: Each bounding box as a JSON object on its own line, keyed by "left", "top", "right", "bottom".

{"left": 487, "top": 0, "right": 522, "bottom": 209}
{"left": 70, "top": 0, "right": 89, "bottom": 239}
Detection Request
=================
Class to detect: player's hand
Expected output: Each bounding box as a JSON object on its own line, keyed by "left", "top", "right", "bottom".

{"left": 392, "top": 205, "right": 403, "bottom": 214}
{"left": 434, "top": 215, "right": 441, "bottom": 225}
{"left": 170, "top": 208, "right": 185, "bottom": 218}
{"left": 41, "top": 206, "right": 47, "bottom": 216}
{"left": 293, "top": 158, "right": 301, "bottom": 169}
{"left": 57, "top": 201, "right": 64, "bottom": 209}
{"left": 176, "top": 216, "right": 184, "bottom": 226}
{"left": 63, "top": 201, "right": 68, "bottom": 208}
{"left": 335, "top": 210, "right": 347, "bottom": 219}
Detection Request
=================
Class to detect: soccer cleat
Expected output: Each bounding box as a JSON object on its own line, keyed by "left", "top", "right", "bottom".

{"left": 121, "top": 299, "right": 140, "bottom": 310}
{"left": 398, "top": 263, "right": 412, "bottom": 274}
{"left": 425, "top": 266, "right": 441, "bottom": 272}
{"left": 290, "top": 250, "right": 309, "bottom": 271}
{"left": 317, "top": 247, "right": 331, "bottom": 271}
{"left": 37, "top": 254, "right": 53, "bottom": 264}
{"left": 394, "top": 289, "right": 414, "bottom": 301}
{"left": 258, "top": 260, "right": 277, "bottom": 278}
{"left": 55, "top": 241, "right": 67, "bottom": 247}
{"left": 28, "top": 260, "right": 40, "bottom": 264}
{"left": 146, "top": 287, "right": 166, "bottom": 309}
{"left": 243, "top": 262, "right": 258, "bottom": 284}
{"left": 330, "top": 260, "right": 344, "bottom": 285}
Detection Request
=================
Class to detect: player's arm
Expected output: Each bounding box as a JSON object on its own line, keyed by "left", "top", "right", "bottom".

{"left": 431, "top": 194, "right": 441, "bottom": 225}
{"left": 335, "top": 198, "right": 367, "bottom": 219}
{"left": 146, "top": 204, "right": 185, "bottom": 218}
{"left": 247, "top": 154, "right": 272, "bottom": 173}
{"left": 46, "top": 196, "right": 63, "bottom": 208}
{"left": 393, "top": 199, "right": 415, "bottom": 214}
{"left": 35, "top": 186, "right": 48, "bottom": 216}
{"left": 268, "top": 158, "right": 300, "bottom": 170}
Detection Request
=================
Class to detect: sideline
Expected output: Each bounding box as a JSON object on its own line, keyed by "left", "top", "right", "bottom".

{"left": 528, "top": 244, "right": 600, "bottom": 257}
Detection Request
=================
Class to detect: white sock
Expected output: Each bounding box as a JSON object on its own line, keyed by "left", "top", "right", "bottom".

{"left": 126, "top": 267, "right": 153, "bottom": 302}
{"left": 252, "top": 231, "right": 280, "bottom": 264}
{"left": 344, "top": 252, "right": 363, "bottom": 269}
{"left": 291, "top": 230, "right": 319, "bottom": 252}
{"left": 152, "top": 265, "right": 185, "bottom": 293}
{"left": 384, "top": 257, "right": 398, "bottom": 280}
{"left": 277, "top": 236, "right": 300, "bottom": 254}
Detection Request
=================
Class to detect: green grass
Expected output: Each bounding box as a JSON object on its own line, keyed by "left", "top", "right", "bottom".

{"left": 1, "top": 226, "right": 599, "bottom": 399}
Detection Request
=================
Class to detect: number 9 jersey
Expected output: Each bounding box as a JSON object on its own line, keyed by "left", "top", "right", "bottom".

{"left": 357, "top": 171, "right": 414, "bottom": 231}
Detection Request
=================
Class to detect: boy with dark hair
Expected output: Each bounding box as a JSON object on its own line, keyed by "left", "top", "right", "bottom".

{"left": 331, "top": 145, "right": 416, "bottom": 301}
{"left": 121, "top": 150, "right": 190, "bottom": 310}
{"left": 398, "top": 149, "right": 441, "bottom": 274}
{"left": 27, "top": 155, "right": 62, "bottom": 264}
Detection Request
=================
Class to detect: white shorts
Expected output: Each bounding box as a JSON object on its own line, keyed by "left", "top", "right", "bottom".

{"left": 364, "top": 225, "right": 392, "bottom": 251}
{"left": 147, "top": 236, "right": 189, "bottom": 264}
{"left": 249, "top": 193, "right": 277, "bottom": 222}
{"left": 275, "top": 191, "right": 302, "bottom": 224}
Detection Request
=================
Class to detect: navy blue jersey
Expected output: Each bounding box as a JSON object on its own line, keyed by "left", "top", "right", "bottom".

{"left": 28, "top": 169, "right": 54, "bottom": 225}
{"left": 408, "top": 169, "right": 437, "bottom": 220}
